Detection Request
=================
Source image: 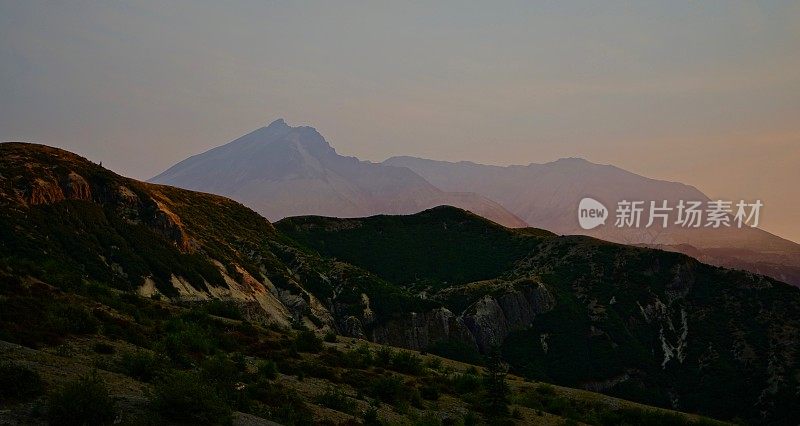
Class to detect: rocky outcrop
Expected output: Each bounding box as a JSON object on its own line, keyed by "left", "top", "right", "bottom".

{"left": 462, "top": 281, "right": 555, "bottom": 352}
{"left": 149, "top": 198, "right": 192, "bottom": 252}
{"left": 12, "top": 158, "right": 193, "bottom": 254}
{"left": 28, "top": 177, "right": 66, "bottom": 205}
{"left": 371, "top": 307, "right": 476, "bottom": 351}
{"left": 367, "top": 279, "right": 555, "bottom": 353}
{"left": 24, "top": 171, "right": 92, "bottom": 205}
{"left": 461, "top": 296, "right": 508, "bottom": 352}
{"left": 66, "top": 172, "right": 92, "bottom": 200}
{"left": 343, "top": 316, "right": 367, "bottom": 339}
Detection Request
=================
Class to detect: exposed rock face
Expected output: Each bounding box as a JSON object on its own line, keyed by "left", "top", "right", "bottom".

{"left": 66, "top": 171, "right": 92, "bottom": 200}
{"left": 371, "top": 307, "right": 476, "bottom": 351}
{"left": 659, "top": 308, "right": 688, "bottom": 368}
{"left": 461, "top": 296, "right": 508, "bottom": 352}
{"left": 463, "top": 282, "right": 555, "bottom": 352}
{"left": 368, "top": 280, "right": 555, "bottom": 353}
{"left": 343, "top": 316, "right": 367, "bottom": 339}
{"left": 22, "top": 171, "right": 92, "bottom": 206}
{"left": 149, "top": 196, "right": 192, "bottom": 252}
{"left": 28, "top": 177, "right": 66, "bottom": 205}
{"left": 11, "top": 162, "right": 188, "bottom": 254}
{"left": 275, "top": 285, "right": 336, "bottom": 330}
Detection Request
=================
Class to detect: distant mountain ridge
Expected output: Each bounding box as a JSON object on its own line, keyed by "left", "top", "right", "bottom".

{"left": 384, "top": 155, "right": 800, "bottom": 287}
{"left": 151, "top": 119, "right": 526, "bottom": 228}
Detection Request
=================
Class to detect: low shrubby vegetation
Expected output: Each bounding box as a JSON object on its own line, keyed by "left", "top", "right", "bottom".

{"left": 293, "top": 329, "right": 324, "bottom": 353}
{"left": 201, "top": 299, "right": 244, "bottom": 320}
{"left": 255, "top": 359, "right": 278, "bottom": 380}
{"left": 0, "top": 275, "right": 725, "bottom": 425}
{"left": 150, "top": 370, "right": 233, "bottom": 425}
{"left": 117, "top": 350, "right": 166, "bottom": 382}
{"left": 389, "top": 350, "right": 424, "bottom": 375}
{"left": 315, "top": 387, "right": 357, "bottom": 414}
{"left": 511, "top": 384, "right": 720, "bottom": 426}
{"left": 46, "top": 372, "right": 117, "bottom": 426}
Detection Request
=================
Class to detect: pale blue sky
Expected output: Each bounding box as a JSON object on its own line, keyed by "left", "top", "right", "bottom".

{"left": 1, "top": 1, "right": 798, "bottom": 240}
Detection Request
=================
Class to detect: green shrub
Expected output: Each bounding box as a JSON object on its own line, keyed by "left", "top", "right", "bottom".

{"left": 409, "top": 388, "right": 424, "bottom": 408}
{"left": 482, "top": 349, "right": 509, "bottom": 416}
{"left": 424, "top": 357, "right": 443, "bottom": 371}
{"left": 339, "top": 369, "right": 375, "bottom": 390}
{"left": 463, "top": 411, "right": 480, "bottom": 426}
{"left": 362, "top": 403, "right": 383, "bottom": 426}
{"left": 232, "top": 351, "right": 247, "bottom": 371}
{"left": 150, "top": 370, "right": 232, "bottom": 425}
{"left": 343, "top": 344, "right": 373, "bottom": 368}
{"left": 200, "top": 354, "right": 240, "bottom": 387}
{"left": 536, "top": 383, "right": 556, "bottom": 396}
{"left": 411, "top": 411, "right": 442, "bottom": 426}
{"left": 96, "top": 312, "right": 150, "bottom": 348}
{"left": 160, "top": 321, "right": 215, "bottom": 365}
{"left": 368, "top": 375, "right": 406, "bottom": 404}
{"left": 200, "top": 353, "right": 249, "bottom": 409}
{"left": 544, "top": 396, "right": 575, "bottom": 418}
{"left": 247, "top": 382, "right": 314, "bottom": 425}
{"left": 256, "top": 359, "right": 278, "bottom": 380}
{"left": 323, "top": 331, "right": 338, "bottom": 343}
{"left": 117, "top": 350, "right": 165, "bottom": 382}
{"left": 203, "top": 300, "right": 243, "bottom": 320}
{"left": 0, "top": 362, "right": 43, "bottom": 401}
{"left": 51, "top": 305, "right": 99, "bottom": 335}
{"left": 294, "top": 330, "right": 323, "bottom": 353}
{"left": 374, "top": 346, "right": 395, "bottom": 368}
{"left": 391, "top": 351, "right": 424, "bottom": 375}
{"left": 450, "top": 372, "right": 481, "bottom": 395}
{"left": 316, "top": 347, "right": 347, "bottom": 367}
{"left": 46, "top": 372, "right": 117, "bottom": 426}
{"left": 315, "top": 387, "right": 356, "bottom": 414}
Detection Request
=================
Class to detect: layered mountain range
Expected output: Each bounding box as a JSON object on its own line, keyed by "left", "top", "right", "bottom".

{"left": 150, "top": 119, "right": 526, "bottom": 228}
{"left": 384, "top": 156, "right": 800, "bottom": 287}
{"left": 151, "top": 119, "right": 800, "bottom": 287}
{"left": 2, "top": 142, "right": 799, "bottom": 423}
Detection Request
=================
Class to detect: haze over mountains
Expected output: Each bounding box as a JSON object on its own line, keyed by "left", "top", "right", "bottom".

{"left": 385, "top": 156, "right": 800, "bottom": 287}
{"left": 152, "top": 119, "right": 800, "bottom": 287}
{"left": 151, "top": 119, "right": 526, "bottom": 228}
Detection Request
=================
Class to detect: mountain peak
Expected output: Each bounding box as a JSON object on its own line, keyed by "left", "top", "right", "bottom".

{"left": 267, "top": 118, "right": 289, "bottom": 129}
{"left": 549, "top": 157, "right": 592, "bottom": 165}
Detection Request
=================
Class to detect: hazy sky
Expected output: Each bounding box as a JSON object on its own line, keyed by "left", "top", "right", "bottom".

{"left": 1, "top": 1, "right": 799, "bottom": 242}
